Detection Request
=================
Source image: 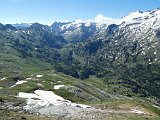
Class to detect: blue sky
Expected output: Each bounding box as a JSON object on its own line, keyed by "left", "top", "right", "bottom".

{"left": 0, "top": 0, "right": 159, "bottom": 24}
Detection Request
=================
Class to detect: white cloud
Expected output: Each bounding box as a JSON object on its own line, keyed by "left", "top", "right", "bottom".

{"left": 73, "top": 14, "right": 121, "bottom": 25}
{"left": 94, "top": 14, "right": 121, "bottom": 25}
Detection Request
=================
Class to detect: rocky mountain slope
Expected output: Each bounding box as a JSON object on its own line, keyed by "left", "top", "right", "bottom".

{"left": 51, "top": 21, "right": 107, "bottom": 42}
{"left": 53, "top": 9, "right": 160, "bottom": 99}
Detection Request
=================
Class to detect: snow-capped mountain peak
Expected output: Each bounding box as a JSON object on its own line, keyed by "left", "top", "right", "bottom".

{"left": 13, "top": 23, "right": 32, "bottom": 28}
{"left": 120, "top": 9, "right": 160, "bottom": 24}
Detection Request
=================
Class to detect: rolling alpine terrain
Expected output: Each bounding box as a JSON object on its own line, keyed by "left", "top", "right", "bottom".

{"left": 0, "top": 8, "right": 160, "bottom": 120}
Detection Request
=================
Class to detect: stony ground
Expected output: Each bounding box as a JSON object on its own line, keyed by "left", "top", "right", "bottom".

{"left": 1, "top": 101, "right": 159, "bottom": 120}
{"left": 0, "top": 108, "right": 159, "bottom": 120}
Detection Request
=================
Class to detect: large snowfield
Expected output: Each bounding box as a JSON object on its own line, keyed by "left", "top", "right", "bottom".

{"left": 18, "top": 89, "right": 91, "bottom": 110}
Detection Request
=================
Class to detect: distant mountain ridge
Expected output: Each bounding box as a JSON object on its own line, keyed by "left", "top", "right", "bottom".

{"left": 5, "top": 8, "right": 158, "bottom": 42}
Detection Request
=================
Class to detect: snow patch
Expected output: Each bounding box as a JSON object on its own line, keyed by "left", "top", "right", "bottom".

{"left": 17, "top": 90, "right": 91, "bottom": 110}
{"left": 50, "top": 82, "right": 53, "bottom": 84}
{"left": 131, "top": 109, "right": 145, "bottom": 114}
{"left": 155, "top": 58, "right": 158, "bottom": 61}
{"left": 26, "top": 78, "right": 32, "bottom": 80}
{"left": 36, "top": 75, "right": 43, "bottom": 78}
{"left": 141, "top": 51, "right": 145, "bottom": 55}
{"left": 0, "top": 87, "right": 3, "bottom": 89}
{"left": 18, "top": 92, "right": 39, "bottom": 99}
{"left": 11, "top": 80, "right": 28, "bottom": 88}
{"left": 85, "top": 22, "right": 91, "bottom": 27}
{"left": 37, "top": 83, "right": 44, "bottom": 87}
{"left": 54, "top": 85, "right": 65, "bottom": 90}
{"left": 35, "top": 90, "right": 64, "bottom": 103}
{"left": 1, "top": 77, "right": 6, "bottom": 80}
